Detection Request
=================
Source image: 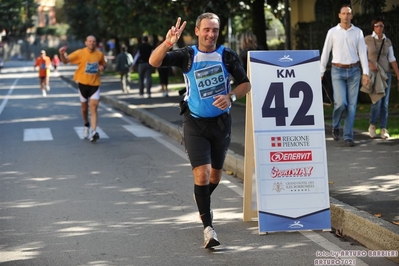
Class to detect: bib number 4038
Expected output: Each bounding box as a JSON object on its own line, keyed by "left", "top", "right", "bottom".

{"left": 262, "top": 81, "right": 315, "bottom": 126}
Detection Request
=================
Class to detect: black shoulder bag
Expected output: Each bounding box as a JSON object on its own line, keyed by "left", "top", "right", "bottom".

{"left": 375, "top": 38, "right": 385, "bottom": 63}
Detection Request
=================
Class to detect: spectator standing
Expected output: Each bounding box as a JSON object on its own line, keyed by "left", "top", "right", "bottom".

{"left": 365, "top": 17, "right": 399, "bottom": 139}
{"left": 149, "top": 14, "right": 251, "bottom": 249}
{"left": 133, "top": 36, "right": 154, "bottom": 98}
{"left": 239, "top": 31, "right": 258, "bottom": 72}
{"left": 34, "top": 50, "right": 51, "bottom": 97}
{"left": 58, "top": 35, "right": 106, "bottom": 142}
{"left": 116, "top": 45, "right": 133, "bottom": 93}
{"left": 320, "top": 4, "right": 369, "bottom": 147}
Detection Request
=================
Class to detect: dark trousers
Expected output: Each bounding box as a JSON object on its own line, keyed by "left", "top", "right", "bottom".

{"left": 138, "top": 62, "right": 153, "bottom": 96}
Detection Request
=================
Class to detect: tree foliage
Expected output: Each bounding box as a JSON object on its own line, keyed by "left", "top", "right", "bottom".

{"left": 63, "top": 0, "right": 104, "bottom": 41}
{"left": 0, "top": 0, "right": 37, "bottom": 37}
{"left": 62, "top": 0, "right": 258, "bottom": 47}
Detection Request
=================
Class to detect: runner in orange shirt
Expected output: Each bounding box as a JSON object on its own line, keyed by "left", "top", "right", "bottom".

{"left": 34, "top": 50, "right": 51, "bottom": 97}
{"left": 59, "top": 35, "right": 106, "bottom": 142}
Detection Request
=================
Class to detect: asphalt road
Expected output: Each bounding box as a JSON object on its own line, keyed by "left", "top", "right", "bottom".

{"left": 0, "top": 61, "right": 397, "bottom": 266}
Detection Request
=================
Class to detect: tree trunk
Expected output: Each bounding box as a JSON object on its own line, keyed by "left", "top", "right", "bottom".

{"left": 252, "top": 0, "right": 268, "bottom": 50}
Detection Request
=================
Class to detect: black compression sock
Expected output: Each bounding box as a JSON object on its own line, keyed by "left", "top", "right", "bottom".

{"left": 209, "top": 182, "right": 219, "bottom": 195}
{"left": 194, "top": 184, "right": 211, "bottom": 228}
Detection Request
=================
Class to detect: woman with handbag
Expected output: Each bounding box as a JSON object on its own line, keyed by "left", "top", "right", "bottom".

{"left": 365, "top": 17, "right": 399, "bottom": 139}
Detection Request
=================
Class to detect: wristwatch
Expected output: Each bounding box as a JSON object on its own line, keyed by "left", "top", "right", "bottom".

{"left": 229, "top": 93, "right": 237, "bottom": 102}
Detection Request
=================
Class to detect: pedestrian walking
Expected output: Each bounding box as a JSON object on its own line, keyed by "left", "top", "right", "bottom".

{"left": 116, "top": 45, "right": 133, "bottom": 93}
{"left": 157, "top": 66, "right": 169, "bottom": 97}
{"left": 34, "top": 50, "right": 51, "bottom": 97}
{"left": 133, "top": 36, "right": 154, "bottom": 98}
{"left": 149, "top": 13, "right": 251, "bottom": 249}
{"left": 364, "top": 17, "right": 399, "bottom": 139}
{"left": 320, "top": 4, "right": 369, "bottom": 147}
{"left": 239, "top": 31, "right": 258, "bottom": 72}
{"left": 58, "top": 35, "right": 106, "bottom": 142}
{"left": 156, "top": 40, "right": 171, "bottom": 97}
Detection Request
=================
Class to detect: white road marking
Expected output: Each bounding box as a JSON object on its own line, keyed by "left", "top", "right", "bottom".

{"left": 74, "top": 126, "right": 109, "bottom": 139}
{"left": 23, "top": 128, "right": 53, "bottom": 141}
{"left": 123, "top": 125, "right": 162, "bottom": 137}
{"left": 0, "top": 79, "right": 19, "bottom": 117}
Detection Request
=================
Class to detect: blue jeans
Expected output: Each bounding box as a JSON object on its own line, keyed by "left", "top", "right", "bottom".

{"left": 138, "top": 62, "right": 153, "bottom": 96}
{"left": 369, "top": 72, "right": 392, "bottom": 129}
{"left": 331, "top": 65, "right": 361, "bottom": 140}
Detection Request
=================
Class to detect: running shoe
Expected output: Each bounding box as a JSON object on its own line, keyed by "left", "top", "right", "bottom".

{"left": 203, "top": 226, "right": 220, "bottom": 249}
{"left": 90, "top": 131, "right": 99, "bottom": 142}
{"left": 83, "top": 125, "right": 90, "bottom": 139}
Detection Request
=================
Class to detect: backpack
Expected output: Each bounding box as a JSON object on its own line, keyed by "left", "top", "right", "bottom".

{"left": 126, "top": 53, "right": 133, "bottom": 67}
{"left": 117, "top": 52, "right": 132, "bottom": 72}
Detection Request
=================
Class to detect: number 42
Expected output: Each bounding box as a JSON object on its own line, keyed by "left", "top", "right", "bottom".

{"left": 262, "top": 81, "right": 315, "bottom": 126}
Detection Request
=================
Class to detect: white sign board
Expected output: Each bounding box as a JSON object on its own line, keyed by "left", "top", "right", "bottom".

{"left": 249, "top": 50, "right": 331, "bottom": 233}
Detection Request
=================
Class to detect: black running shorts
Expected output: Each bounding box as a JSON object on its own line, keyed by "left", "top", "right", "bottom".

{"left": 183, "top": 112, "right": 232, "bottom": 169}
{"left": 78, "top": 83, "right": 99, "bottom": 100}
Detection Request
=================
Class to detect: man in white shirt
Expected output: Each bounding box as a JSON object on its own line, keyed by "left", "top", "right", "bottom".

{"left": 320, "top": 4, "right": 369, "bottom": 147}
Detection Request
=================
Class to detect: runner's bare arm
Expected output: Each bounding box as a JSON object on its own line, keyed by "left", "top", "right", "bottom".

{"left": 58, "top": 46, "right": 69, "bottom": 64}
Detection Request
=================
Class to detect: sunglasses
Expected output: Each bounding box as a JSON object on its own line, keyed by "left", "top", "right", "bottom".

{"left": 374, "top": 24, "right": 384, "bottom": 28}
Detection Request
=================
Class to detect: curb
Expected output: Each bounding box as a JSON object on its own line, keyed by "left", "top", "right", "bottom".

{"left": 101, "top": 94, "right": 399, "bottom": 263}
{"left": 330, "top": 198, "right": 399, "bottom": 263}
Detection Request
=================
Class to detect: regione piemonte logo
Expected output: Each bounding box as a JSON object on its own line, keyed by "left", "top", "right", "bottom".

{"left": 270, "top": 151, "right": 312, "bottom": 162}
{"left": 271, "top": 137, "right": 282, "bottom": 147}
{"left": 270, "top": 135, "right": 310, "bottom": 148}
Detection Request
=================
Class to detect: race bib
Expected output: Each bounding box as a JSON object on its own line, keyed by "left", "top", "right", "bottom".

{"left": 194, "top": 64, "right": 226, "bottom": 99}
{"left": 85, "top": 62, "right": 99, "bottom": 74}
{"left": 40, "top": 63, "right": 46, "bottom": 69}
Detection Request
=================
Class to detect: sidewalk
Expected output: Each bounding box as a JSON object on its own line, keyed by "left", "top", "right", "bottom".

{"left": 60, "top": 69, "right": 399, "bottom": 262}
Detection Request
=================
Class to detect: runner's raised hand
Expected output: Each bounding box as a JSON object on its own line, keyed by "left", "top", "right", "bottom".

{"left": 166, "top": 17, "right": 187, "bottom": 45}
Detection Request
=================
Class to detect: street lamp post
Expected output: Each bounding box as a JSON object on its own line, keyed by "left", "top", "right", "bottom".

{"left": 284, "top": 0, "right": 292, "bottom": 50}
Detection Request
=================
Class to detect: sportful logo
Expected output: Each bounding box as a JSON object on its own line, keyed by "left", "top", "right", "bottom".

{"left": 270, "top": 151, "right": 312, "bottom": 162}
{"left": 278, "top": 55, "right": 293, "bottom": 62}
{"left": 271, "top": 166, "right": 314, "bottom": 178}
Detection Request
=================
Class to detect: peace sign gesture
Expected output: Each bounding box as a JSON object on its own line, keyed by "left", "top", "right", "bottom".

{"left": 166, "top": 17, "right": 187, "bottom": 46}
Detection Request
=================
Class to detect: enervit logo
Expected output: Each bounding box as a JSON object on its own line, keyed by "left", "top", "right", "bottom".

{"left": 270, "top": 151, "right": 312, "bottom": 162}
